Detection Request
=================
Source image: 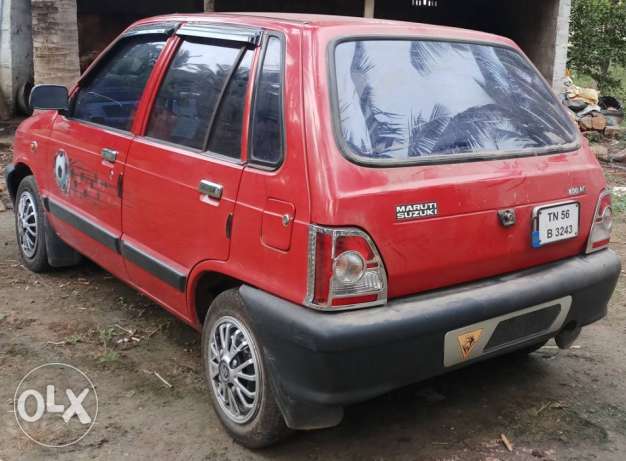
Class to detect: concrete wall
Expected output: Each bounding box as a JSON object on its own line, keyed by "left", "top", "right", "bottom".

{"left": 0, "top": 0, "right": 572, "bottom": 112}
{"left": 374, "top": 0, "right": 570, "bottom": 88}
{"left": 76, "top": 0, "right": 202, "bottom": 71}
{"left": 552, "top": 0, "right": 572, "bottom": 87}
{"left": 0, "top": 0, "right": 33, "bottom": 114}
{"left": 215, "top": 0, "right": 365, "bottom": 16}
{"left": 499, "top": 0, "right": 571, "bottom": 88}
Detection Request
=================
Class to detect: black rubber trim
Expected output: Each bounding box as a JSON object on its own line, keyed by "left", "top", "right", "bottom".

{"left": 225, "top": 213, "right": 233, "bottom": 239}
{"left": 45, "top": 199, "right": 185, "bottom": 292}
{"left": 120, "top": 241, "right": 186, "bottom": 292}
{"left": 47, "top": 198, "right": 120, "bottom": 253}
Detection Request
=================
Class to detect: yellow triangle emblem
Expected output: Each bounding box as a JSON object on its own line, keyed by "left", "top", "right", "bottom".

{"left": 457, "top": 329, "right": 483, "bottom": 360}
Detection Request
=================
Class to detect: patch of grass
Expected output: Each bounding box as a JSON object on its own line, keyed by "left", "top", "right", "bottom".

{"left": 99, "top": 350, "right": 120, "bottom": 363}
{"left": 571, "top": 70, "right": 597, "bottom": 90}
{"left": 99, "top": 326, "right": 116, "bottom": 344}
{"left": 98, "top": 326, "right": 120, "bottom": 363}
{"left": 64, "top": 334, "right": 82, "bottom": 345}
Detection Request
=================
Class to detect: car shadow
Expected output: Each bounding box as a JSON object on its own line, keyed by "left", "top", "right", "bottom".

{"left": 261, "top": 351, "right": 559, "bottom": 459}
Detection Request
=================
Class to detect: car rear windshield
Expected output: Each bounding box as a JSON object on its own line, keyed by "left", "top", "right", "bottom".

{"left": 333, "top": 39, "right": 578, "bottom": 165}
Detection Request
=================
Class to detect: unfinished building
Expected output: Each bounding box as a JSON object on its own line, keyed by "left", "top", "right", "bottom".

{"left": 0, "top": 0, "right": 571, "bottom": 114}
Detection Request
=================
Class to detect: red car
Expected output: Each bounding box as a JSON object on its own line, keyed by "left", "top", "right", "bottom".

{"left": 6, "top": 13, "right": 621, "bottom": 447}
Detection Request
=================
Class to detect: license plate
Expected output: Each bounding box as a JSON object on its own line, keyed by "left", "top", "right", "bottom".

{"left": 532, "top": 202, "right": 579, "bottom": 248}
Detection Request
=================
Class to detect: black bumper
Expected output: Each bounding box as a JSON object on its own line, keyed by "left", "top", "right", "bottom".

{"left": 239, "top": 250, "right": 621, "bottom": 430}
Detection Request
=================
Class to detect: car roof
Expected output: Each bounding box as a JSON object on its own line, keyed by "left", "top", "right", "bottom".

{"left": 133, "top": 12, "right": 515, "bottom": 48}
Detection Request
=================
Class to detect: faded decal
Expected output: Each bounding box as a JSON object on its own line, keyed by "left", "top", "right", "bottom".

{"left": 396, "top": 202, "right": 438, "bottom": 221}
{"left": 54, "top": 150, "right": 71, "bottom": 194}
{"left": 70, "top": 162, "right": 117, "bottom": 204}
{"left": 457, "top": 329, "right": 482, "bottom": 360}
{"left": 54, "top": 150, "right": 117, "bottom": 204}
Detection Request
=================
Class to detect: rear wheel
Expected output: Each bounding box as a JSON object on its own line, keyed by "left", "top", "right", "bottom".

{"left": 201, "top": 289, "right": 291, "bottom": 448}
{"left": 14, "top": 176, "right": 50, "bottom": 272}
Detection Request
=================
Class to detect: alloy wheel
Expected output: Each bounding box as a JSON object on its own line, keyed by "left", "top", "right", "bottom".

{"left": 17, "top": 191, "right": 38, "bottom": 258}
{"left": 208, "top": 316, "right": 260, "bottom": 424}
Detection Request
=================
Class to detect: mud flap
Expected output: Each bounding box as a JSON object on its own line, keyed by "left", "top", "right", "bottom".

{"left": 238, "top": 285, "right": 345, "bottom": 430}
{"left": 43, "top": 209, "right": 81, "bottom": 268}
{"left": 264, "top": 351, "right": 344, "bottom": 430}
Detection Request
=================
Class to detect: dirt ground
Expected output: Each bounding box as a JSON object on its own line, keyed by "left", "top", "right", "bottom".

{"left": 1, "top": 123, "right": 626, "bottom": 460}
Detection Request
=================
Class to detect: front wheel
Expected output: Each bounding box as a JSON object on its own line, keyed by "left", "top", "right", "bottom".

{"left": 201, "top": 289, "right": 291, "bottom": 448}
{"left": 14, "top": 176, "right": 50, "bottom": 272}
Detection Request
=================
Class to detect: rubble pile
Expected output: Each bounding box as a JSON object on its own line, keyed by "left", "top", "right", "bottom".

{"left": 561, "top": 77, "right": 624, "bottom": 139}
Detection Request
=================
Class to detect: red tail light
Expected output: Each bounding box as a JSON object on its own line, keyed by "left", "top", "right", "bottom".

{"left": 586, "top": 189, "right": 612, "bottom": 253}
{"left": 306, "top": 225, "right": 387, "bottom": 310}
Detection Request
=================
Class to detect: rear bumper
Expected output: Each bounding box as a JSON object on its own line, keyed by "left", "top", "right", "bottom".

{"left": 239, "top": 250, "right": 621, "bottom": 430}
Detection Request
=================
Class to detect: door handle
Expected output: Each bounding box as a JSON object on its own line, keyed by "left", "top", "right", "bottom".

{"left": 101, "top": 148, "right": 118, "bottom": 163}
{"left": 198, "top": 179, "right": 223, "bottom": 200}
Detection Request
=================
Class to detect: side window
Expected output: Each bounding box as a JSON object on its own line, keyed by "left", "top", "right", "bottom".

{"left": 207, "top": 51, "right": 253, "bottom": 158}
{"left": 72, "top": 36, "right": 166, "bottom": 131}
{"left": 250, "top": 36, "right": 284, "bottom": 167}
{"left": 146, "top": 40, "right": 251, "bottom": 155}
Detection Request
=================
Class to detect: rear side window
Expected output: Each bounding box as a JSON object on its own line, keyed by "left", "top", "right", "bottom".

{"left": 250, "top": 36, "right": 284, "bottom": 167}
{"left": 72, "top": 36, "right": 165, "bottom": 131}
{"left": 146, "top": 40, "right": 251, "bottom": 156}
{"left": 333, "top": 40, "right": 578, "bottom": 165}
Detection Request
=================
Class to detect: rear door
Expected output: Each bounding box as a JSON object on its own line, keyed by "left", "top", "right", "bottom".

{"left": 121, "top": 24, "right": 259, "bottom": 314}
{"left": 321, "top": 38, "right": 598, "bottom": 299}
{"left": 45, "top": 33, "right": 167, "bottom": 278}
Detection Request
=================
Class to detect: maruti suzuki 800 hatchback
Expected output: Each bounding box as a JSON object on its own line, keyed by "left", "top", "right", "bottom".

{"left": 6, "top": 12, "right": 621, "bottom": 447}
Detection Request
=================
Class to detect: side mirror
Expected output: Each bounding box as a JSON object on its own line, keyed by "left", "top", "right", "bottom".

{"left": 29, "top": 85, "right": 69, "bottom": 111}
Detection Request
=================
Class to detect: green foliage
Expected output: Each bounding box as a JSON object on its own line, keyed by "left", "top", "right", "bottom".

{"left": 569, "top": 0, "right": 626, "bottom": 93}
{"left": 99, "top": 350, "right": 120, "bottom": 363}
{"left": 610, "top": 189, "right": 626, "bottom": 215}
{"left": 64, "top": 334, "right": 82, "bottom": 345}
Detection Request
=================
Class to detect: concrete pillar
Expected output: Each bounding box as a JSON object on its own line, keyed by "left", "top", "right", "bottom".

{"left": 0, "top": 0, "right": 33, "bottom": 115}
{"left": 363, "top": 0, "right": 375, "bottom": 18}
{"left": 204, "top": 0, "right": 215, "bottom": 12}
{"left": 31, "top": 0, "right": 80, "bottom": 89}
{"left": 551, "top": 0, "right": 571, "bottom": 88}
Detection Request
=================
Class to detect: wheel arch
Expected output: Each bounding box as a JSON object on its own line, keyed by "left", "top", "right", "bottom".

{"left": 188, "top": 266, "right": 245, "bottom": 328}
{"left": 5, "top": 162, "right": 34, "bottom": 204}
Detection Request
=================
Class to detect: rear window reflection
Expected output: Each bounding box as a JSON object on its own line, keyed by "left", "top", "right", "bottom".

{"left": 334, "top": 40, "right": 578, "bottom": 164}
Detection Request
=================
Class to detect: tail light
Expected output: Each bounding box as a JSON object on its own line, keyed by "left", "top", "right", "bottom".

{"left": 306, "top": 225, "right": 387, "bottom": 310}
{"left": 586, "top": 189, "right": 613, "bottom": 253}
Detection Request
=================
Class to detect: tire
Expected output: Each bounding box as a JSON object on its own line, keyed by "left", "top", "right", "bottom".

{"left": 16, "top": 81, "right": 33, "bottom": 116}
{"left": 14, "top": 176, "right": 51, "bottom": 272}
{"left": 201, "top": 289, "right": 291, "bottom": 448}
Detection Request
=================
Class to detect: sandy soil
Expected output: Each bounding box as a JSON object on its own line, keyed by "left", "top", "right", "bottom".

{"left": 1, "top": 124, "right": 626, "bottom": 460}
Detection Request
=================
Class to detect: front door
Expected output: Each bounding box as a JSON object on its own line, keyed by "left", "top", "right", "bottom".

{"left": 121, "top": 26, "right": 258, "bottom": 316}
{"left": 45, "top": 34, "right": 168, "bottom": 278}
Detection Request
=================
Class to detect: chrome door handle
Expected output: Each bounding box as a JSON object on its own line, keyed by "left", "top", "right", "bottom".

{"left": 198, "top": 179, "right": 223, "bottom": 200}
{"left": 101, "top": 148, "right": 118, "bottom": 163}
